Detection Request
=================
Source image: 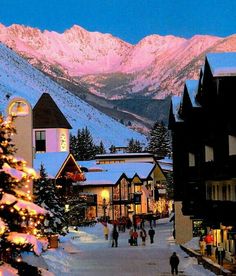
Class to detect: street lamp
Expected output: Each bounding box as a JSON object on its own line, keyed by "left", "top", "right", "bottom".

{"left": 101, "top": 190, "right": 109, "bottom": 220}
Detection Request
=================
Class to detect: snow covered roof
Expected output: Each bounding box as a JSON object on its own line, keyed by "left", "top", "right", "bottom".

{"left": 171, "top": 96, "right": 183, "bottom": 122}
{"left": 158, "top": 157, "right": 173, "bottom": 172}
{"left": 185, "top": 80, "right": 201, "bottom": 108}
{"left": 207, "top": 52, "right": 236, "bottom": 77}
{"left": 97, "top": 162, "right": 155, "bottom": 180}
{"left": 96, "top": 153, "right": 154, "bottom": 159}
{"left": 78, "top": 171, "right": 127, "bottom": 186}
{"left": 34, "top": 152, "right": 71, "bottom": 178}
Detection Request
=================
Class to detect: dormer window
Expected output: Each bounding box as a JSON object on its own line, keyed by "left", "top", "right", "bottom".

{"left": 205, "top": 145, "right": 214, "bottom": 162}
{"left": 228, "top": 135, "right": 236, "bottom": 155}
{"left": 35, "top": 131, "right": 46, "bottom": 152}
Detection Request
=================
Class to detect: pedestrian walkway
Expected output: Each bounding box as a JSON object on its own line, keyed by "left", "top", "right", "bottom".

{"left": 181, "top": 245, "right": 236, "bottom": 275}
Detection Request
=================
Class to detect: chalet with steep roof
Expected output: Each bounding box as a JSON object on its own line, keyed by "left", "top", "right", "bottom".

{"left": 169, "top": 52, "right": 236, "bottom": 261}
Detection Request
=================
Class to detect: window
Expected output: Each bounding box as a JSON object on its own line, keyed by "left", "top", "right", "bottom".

{"left": 35, "top": 131, "right": 46, "bottom": 152}
{"left": 228, "top": 135, "right": 236, "bottom": 155}
{"left": 188, "top": 153, "right": 195, "bottom": 167}
{"left": 205, "top": 146, "right": 214, "bottom": 162}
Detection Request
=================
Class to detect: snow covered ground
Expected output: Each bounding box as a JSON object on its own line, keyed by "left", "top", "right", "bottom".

{"left": 0, "top": 219, "right": 216, "bottom": 275}
{"left": 39, "top": 219, "right": 215, "bottom": 276}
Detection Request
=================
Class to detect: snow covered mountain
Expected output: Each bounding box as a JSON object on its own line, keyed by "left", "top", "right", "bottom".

{"left": 1, "top": 23, "right": 236, "bottom": 101}
{"left": 0, "top": 43, "right": 147, "bottom": 148}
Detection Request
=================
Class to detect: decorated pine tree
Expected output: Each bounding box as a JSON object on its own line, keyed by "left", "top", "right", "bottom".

{"left": 34, "top": 164, "right": 66, "bottom": 235}
{"left": 127, "top": 138, "right": 142, "bottom": 153}
{"left": 0, "top": 115, "right": 47, "bottom": 266}
{"left": 147, "top": 121, "right": 171, "bottom": 159}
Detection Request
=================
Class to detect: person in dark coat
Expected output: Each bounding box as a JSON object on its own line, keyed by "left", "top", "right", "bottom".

{"left": 111, "top": 226, "right": 119, "bottom": 247}
{"left": 215, "top": 243, "right": 225, "bottom": 265}
{"left": 148, "top": 227, "right": 155, "bottom": 244}
{"left": 169, "top": 252, "right": 180, "bottom": 275}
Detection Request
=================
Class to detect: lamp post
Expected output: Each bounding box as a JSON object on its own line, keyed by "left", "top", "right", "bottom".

{"left": 102, "top": 198, "right": 107, "bottom": 219}
{"left": 101, "top": 189, "right": 109, "bottom": 221}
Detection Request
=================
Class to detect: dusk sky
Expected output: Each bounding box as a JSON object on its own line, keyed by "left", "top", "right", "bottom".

{"left": 1, "top": 0, "right": 236, "bottom": 44}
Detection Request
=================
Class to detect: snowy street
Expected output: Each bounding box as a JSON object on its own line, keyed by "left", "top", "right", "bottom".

{"left": 41, "top": 219, "right": 215, "bottom": 276}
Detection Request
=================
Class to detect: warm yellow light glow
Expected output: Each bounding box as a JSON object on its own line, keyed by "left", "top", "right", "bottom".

{"left": 101, "top": 189, "right": 109, "bottom": 200}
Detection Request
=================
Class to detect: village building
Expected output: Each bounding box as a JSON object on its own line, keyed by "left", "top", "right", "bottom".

{"left": 169, "top": 52, "right": 236, "bottom": 262}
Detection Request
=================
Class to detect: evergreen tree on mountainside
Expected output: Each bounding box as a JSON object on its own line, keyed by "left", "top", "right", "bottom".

{"left": 34, "top": 164, "right": 66, "bottom": 235}
{"left": 109, "top": 145, "right": 116, "bottom": 153}
{"left": 69, "top": 133, "right": 78, "bottom": 160}
{"left": 147, "top": 121, "right": 171, "bottom": 159}
{"left": 97, "top": 141, "right": 106, "bottom": 154}
{"left": 70, "top": 127, "right": 97, "bottom": 160}
{"left": 127, "top": 138, "right": 142, "bottom": 153}
{"left": 0, "top": 115, "right": 46, "bottom": 270}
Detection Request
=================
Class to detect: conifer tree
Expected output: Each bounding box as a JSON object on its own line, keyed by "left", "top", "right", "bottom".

{"left": 70, "top": 127, "right": 97, "bottom": 160}
{"left": 69, "top": 133, "right": 78, "bottom": 160}
{"left": 127, "top": 138, "right": 142, "bottom": 153}
{"left": 34, "top": 164, "right": 66, "bottom": 235}
{"left": 147, "top": 121, "right": 171, "bottom": 159}
{"left": 109, "top": 145, "right": 116, "bottom": 153}
{"left": 97, "top": 141, "right": 106, "bottom": 154}
{"left": 0, "top": 115, "right": 46, "bottom": 268}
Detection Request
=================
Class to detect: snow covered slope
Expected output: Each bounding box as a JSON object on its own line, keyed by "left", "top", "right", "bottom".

{"left": 0, "top": 43, "right": 147, "bottom": 148}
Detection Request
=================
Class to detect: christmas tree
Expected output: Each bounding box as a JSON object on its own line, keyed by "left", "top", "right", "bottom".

{"left": 0, "top": 115, "right": 47, "bottom": 266}
{"left": 34, "top": 164, "right": 66, "bottom": 235}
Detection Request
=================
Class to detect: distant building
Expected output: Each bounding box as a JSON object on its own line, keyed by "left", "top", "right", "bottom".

{"left": 169, "top": 52, "right": 236, "bottom": 261}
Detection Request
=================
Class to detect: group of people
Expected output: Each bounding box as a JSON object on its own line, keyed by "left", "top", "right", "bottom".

{"left": 128, "top": 227, "right": 156, "bottom": 246}
{"left": 199, "top": 232, "right": 226, "bottom": 265}
{"left": 103, "top": 223, "right": 180, "bottom": 275}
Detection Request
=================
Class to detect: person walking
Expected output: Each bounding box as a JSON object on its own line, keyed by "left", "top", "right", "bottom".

{"left": 215, "top": 243, "right": 225, "bottom": 265}
{"left": 111, "top": 226, "right": 119, "bottom": 247}
{"left": 132, "top": 229, "right": 138, "bottom": 246}
{"left": 169, "top": 252, "right": 180, "bottom": 275}
{"left": 148, "top": 227, "right": 155, "bottom": 244}
{"left": 103, "top": 224, "right": 109, "bottom": 240}
{"left": 204, "top": 232, "right": 214, "bottom": 256}
{"left": 140, "top": 228, "right": 147, "bottom": 246}
{"left": 128, "top": 228, "right": 134, "bottom": 246}
{"left": 199, "top": 236, "right": 206, "bottom": 255}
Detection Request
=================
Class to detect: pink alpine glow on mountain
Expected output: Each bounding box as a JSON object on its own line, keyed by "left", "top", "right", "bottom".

{"left": 1, "top": 23, "right": 236, "bottom": 99}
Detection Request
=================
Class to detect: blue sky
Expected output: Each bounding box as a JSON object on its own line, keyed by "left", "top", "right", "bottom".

{"left": 1, "top": 0, "right": 236, "bottom": 44}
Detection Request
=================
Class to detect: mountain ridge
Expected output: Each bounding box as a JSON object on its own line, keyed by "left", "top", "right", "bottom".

{"left": 1, "top": 23, "right": 236, "bottom": 128}
{"left": 0, "top": 42, "right": 147, "bottom": 148}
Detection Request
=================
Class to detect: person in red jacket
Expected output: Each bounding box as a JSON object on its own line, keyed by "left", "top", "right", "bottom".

{"left": 204, "top": 232, "right": 214, "bottom": 256}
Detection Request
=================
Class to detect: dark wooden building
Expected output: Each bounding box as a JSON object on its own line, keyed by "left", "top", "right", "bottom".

{"left": 169, "top": 52, "right": 236, "bottom": 260}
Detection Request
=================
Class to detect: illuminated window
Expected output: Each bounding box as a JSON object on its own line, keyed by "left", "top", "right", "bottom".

{"left": 9, "top": 101, "right": 29, "bottom": 116}
{"left": 228, "top": 135, "right": 236, "bottom": 155}
{"left": 205, "top": 145, "right": 214, "bottom": 162}
{"left": 35, "top": 131, "right": 46, "bottom": 152}
{"left": 188, "top": 153, "right": 195, "bottom": 167}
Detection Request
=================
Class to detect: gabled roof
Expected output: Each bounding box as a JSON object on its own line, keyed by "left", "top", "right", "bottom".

{"left": 171, "top": 96, "right": 183, "bottom": 123}
{"left": 185, "top": 80, "right": 201, "bottom": 108}
{"left": 79, "top": 162, "right": 156, "bottom": 181}
{"left": 33, "top": 93, "right": 72, "bottom": 129}
{"left": 77, "top": 172, "right": 127, "bottom": 187}
{"left": 206, "top": 52, "right": 236, "bottom": 77}
{"left": 34, "top": 152, "right": 80, "bottom": 179}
